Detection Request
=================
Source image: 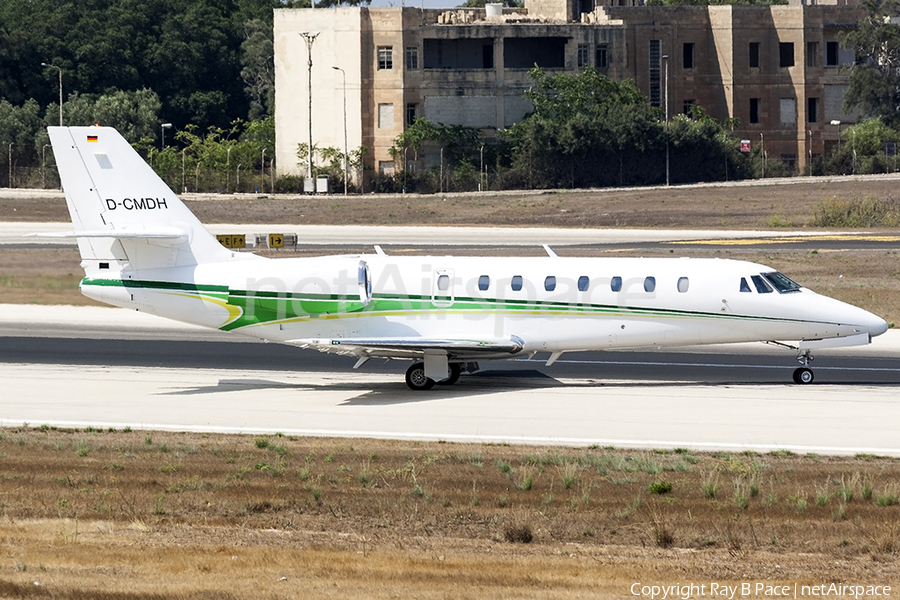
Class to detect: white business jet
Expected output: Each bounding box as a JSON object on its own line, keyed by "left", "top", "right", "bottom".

{"left": 45, "top": 126, "right": 888, "bottom": 389}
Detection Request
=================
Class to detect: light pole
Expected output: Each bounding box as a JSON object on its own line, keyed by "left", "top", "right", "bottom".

{"left": 41, "top": 144, "right": 50, "bottom": 189}
{"left": 161, "top": 123, "right": 172, "bottom": 151}
{"left": 760, "top": 132, "right": 765, "bottom": 178}
{"left": 663, "top": 54, "right": 669, "bottom": 187}
{"left": 8, "top": 142, "right": 13, "bottom": 188}
{"left": 300, "top": 32, "right": 320, "bottom": 190}
{"left": 480, "top": 143, "right": 485, "bottom": 192}
{"left": 261, "top": 147, "right": 266, "bottom": 193}
{"left": 332, "top": 66, "right": 348, "bottom": 195}
{"left": 41, "top": 63, "right": 63, "bottom": 126}
{"left": 226, "top": 147, "right": 231, "bottom": 193}
{"left": 830, "top": 119, "right": 842, "bottom": 151}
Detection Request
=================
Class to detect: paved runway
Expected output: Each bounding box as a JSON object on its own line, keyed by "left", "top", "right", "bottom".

{"left": 1, "top": 221, "right": 822, "bottom": 248}
{"left": 2, "top": 304, "right": 899, "bottom": 456}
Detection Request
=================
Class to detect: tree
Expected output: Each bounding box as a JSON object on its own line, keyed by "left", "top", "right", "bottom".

{"left": 0, "top": 0, "right": 284, "bottom": 132}
{"left": 62, "top": 89, "right": 162, "bottom": 150}
{"left": 240, "top": 19, "right": 275, "bottom": 120}
{"left": 505, "top": 67, "right": 664, "bottom": 188}
{"left": 843, "top": 0, "right": 900, "bottom": 128}
{"left": 0, "top": 99, "right": 46, "bottom": 182}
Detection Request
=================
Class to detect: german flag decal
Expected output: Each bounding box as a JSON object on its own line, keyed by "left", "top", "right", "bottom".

{"left": 87, "top": 135, "right": 98, "bottom": 142}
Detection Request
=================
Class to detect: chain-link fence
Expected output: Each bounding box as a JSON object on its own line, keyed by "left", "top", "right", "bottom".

{"left": 5, "top": 165, "right": 61, "bottom": 190}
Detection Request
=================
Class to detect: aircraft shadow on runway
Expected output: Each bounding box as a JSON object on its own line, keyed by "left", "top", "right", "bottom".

{"left": 151, "top": 368, "right": 897, "bottom": 407}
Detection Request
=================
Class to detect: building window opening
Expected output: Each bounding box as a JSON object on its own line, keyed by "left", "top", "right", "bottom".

{"left": 807, "top": 41, "right": 818, "bottom": 67}
{"left": 749, "top": 98, "right": 760, "bottom": 124}
{"left": 808, "top": 97, "right": 818, "bottom": 123}
{"left": 577, "top": 43, "right": 590, "bottom": 68}
{"left": 378, "top": 46, "right": 393, "bottom": 70}
{"left": 780, "top": 98, "right": 796, "bottom": 125}
{"left": 749, "top": 42, "right": 760, "bottom": 68}
{"left": 596, "top": 43, "right": 609, "bottom": 68}
{"left": 378, "top": 103, "right": 394, "bottom": 129}
{"left": 483, "top": 44, "right": 494, "bottom": 69}
{"left": 779, "top": 42, "right": 794, "bottom": 68}
{"left": 683, "top": 42, "right": 694, "bottom": 69}
{"left": 406, "top": 46, "right": 418, "bottom": 70}
{"left": 826, "top": 41, "right": 839, "bottom": 66}
{"left": 504, "top": 37, "right": 566, "bottom": 69}
{"left": 683, "top": 99, "right": 696, "bottom": 116}
{"left": 406, "top": 103, "right": 417, "bottom": 126}
{"left": 649, "top": 40, "right": 661, "bottom": 107}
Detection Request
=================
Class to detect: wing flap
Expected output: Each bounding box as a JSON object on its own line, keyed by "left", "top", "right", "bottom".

{"left": 289, "top": 335, "right": 526, "bottom": 360}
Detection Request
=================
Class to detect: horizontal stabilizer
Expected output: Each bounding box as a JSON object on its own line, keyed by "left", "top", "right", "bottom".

{"left": 29, "top": 226, "right": 188, "bottom": 242}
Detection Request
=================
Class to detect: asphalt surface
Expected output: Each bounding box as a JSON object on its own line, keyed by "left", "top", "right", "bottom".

{"left": 1, "top": 334, "right": 899, "bottom": 386}
{"left": 2, "top": 303, "right": 899, "bottom": 455}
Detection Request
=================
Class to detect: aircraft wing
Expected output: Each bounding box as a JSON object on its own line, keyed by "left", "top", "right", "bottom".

{"left": 289, "top": 335, "right": 526, "bottom": 361}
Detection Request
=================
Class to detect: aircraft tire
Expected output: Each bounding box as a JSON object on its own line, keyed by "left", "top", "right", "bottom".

{"left": 406, "top": 362, "right": 435, "bottom": 391}
{"left": 436, "top": 363, "right": 462, "bottom": 386}
{"left": 792, "top": 367, "right": 814, "bottom": 385}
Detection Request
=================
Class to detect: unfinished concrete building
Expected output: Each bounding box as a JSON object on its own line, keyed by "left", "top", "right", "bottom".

{"left": 274, "top": 0, "right": 862, "bottom": 187}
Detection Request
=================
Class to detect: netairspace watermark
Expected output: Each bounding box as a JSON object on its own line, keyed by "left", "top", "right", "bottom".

{"left": 630, "top": 583, "right": 892, "bottom": 600}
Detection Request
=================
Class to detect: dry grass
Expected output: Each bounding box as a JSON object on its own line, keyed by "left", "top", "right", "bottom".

{"left": 3, "top": 177, "right": 900, "bottom": 228}
{"left": 0, "top": 428, "right": 899, "bottom": 597}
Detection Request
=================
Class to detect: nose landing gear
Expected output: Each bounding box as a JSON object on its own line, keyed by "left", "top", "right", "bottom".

{"left": 766, "top": 342, "right": 817, "bottom": 384}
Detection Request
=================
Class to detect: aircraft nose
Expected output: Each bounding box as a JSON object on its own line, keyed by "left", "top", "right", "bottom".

{"left": 864, "top": 311, "right": 890, "bottom": 338}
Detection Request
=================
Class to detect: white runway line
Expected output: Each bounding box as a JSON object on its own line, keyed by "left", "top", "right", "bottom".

{"left": 1, "top": 363, "right": 898, "bottom": 456}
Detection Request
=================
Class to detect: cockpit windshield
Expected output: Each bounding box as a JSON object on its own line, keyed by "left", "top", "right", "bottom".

{"left": 762, "top": 272, "right": 801, "bottom": 293}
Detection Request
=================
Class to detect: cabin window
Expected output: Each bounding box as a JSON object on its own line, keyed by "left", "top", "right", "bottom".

{"left": 511, "top": 275, "right": 523, "bottom": 291}
{"left": 577, "top": 276, "right": 589, "bottom": 291}
{"left": 751, "top": 275, "right": 773, "bottom": 293}
{"left": 644, "top": 277, "right": 656, "bottom": 293}
{"left": 763, "top": 272, "right": 801, "bottom": 293}
{"left": 740, "top": 277, "right": 751, "bottom": 293}
{"left": 544, "top": 276, "right": 556, "bottom": 292}
{"left": 99, "top": 262, "right": 109, "bottom": 269}
{"left": 437, "top": 274, "right": 450, "bottom": 291}
{"left": 478, "top": 275, "right": 490, "bottom": 291}
{"left": 611, "top": 276, "right": 622, "bottom": 292}
{"left": 677, "top": 277, "right": 689, "bottom": 293}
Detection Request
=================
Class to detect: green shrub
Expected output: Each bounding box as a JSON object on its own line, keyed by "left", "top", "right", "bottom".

{"left": 648, "top": 481, "right": 673, "bottom": 494}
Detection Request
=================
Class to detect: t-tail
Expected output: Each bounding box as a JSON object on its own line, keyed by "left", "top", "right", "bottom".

{"left": 47, "top": 126, "right": 235, "bottom": 273}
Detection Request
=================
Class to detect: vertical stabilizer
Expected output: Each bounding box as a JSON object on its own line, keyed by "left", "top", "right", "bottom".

{"left": 48, "top": 126, "right": 231, "bottom": 271}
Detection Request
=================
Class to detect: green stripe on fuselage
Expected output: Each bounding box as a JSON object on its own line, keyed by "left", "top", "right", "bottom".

{"left": 81, "top": 277, "right": 808, "bottom": 332}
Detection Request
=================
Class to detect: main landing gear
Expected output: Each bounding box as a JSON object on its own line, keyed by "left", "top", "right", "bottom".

{"left": 405, "top": 362, "right": 463, "bottom": 391}
{"left": 792, "top": 349, "right": 814, "bottom": 385}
